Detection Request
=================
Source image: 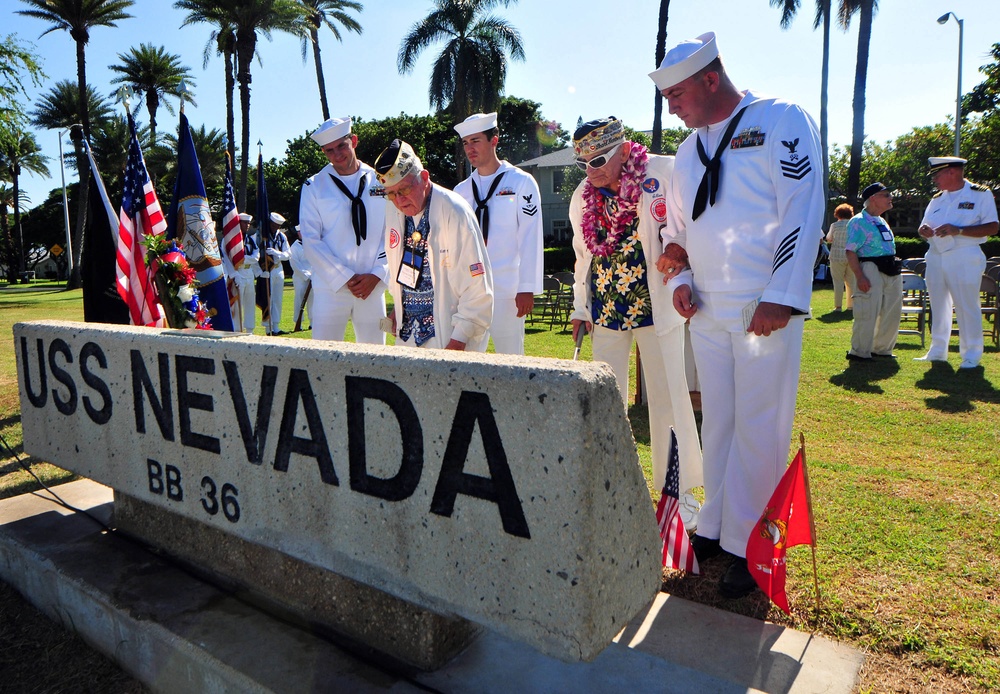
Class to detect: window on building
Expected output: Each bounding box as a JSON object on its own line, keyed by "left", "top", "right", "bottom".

{"left": 552, "top": 169, "right": 566, "bottom": 195}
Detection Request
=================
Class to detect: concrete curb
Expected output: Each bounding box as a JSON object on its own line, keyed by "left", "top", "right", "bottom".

{"left": 0, "top": 480, "right": 863, "bottom": 693}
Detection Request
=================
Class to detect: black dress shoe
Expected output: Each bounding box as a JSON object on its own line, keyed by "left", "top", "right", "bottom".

{"left": 719, "top": 556, "right": 758, "bottom": 599}
{"left": 845, "top": 352, "right": 871, "bottom": 362}
{"left": 690, "top": 534, "right": 722, "bottom": 562}
{"left": 873, "top": 353, "right": 896, "bottom": 359}
{"left": 271, "top": 330, "right": 286, "bottom": 336}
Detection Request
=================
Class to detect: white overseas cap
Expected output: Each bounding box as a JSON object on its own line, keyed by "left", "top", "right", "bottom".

{"left": 648, "top": 32, "right": 719, "bottom": 91}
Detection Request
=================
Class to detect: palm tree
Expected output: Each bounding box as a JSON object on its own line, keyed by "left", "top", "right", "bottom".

{"left": 651, "top": 0, "right": 671, "bottom": 154}
{"left": 839, "top": 0, "right": 879, "bottom": 205}
{"left": 300, "top": 0, "right": 363, "bottom": 121}
{"left": 398, "top": 0, "right": 525, "bottom": 178}
{"left": 770, "top": 0, "right": 832, "bottom": 215}
{"left": 17, "top": 0, "right": 134, "bottom": 288}
{"left": 176, "top": 0, "right": 306, "bottom": 209}
{"left": 0, "top": 130, "right": 51, "bottom": 279}
{"left": 30, "top": 80, "right": 114, "bottom": 281}
{"left": 109, "top": 43, "right": 196, "bottom": 147}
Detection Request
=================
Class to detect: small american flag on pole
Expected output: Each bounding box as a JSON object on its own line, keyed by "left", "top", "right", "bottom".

{"left": 655, "top": 429, "right": 700, "bottom": 574}
{"left": 117, "top": 113, "right": 165, "bottom": 327}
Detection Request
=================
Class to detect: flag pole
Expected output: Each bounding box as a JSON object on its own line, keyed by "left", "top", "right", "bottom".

{"left": 257, "top": 140, "right": 273, "bottom": 334}
{"left": 799, "top": 432, "right": 821, "bottom": 618}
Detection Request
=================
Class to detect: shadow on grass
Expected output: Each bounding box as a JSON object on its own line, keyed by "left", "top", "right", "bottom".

{"left": 914, "top": 360, "right": 1000, "bottom": 412}
{"left": 660, "top": 553, "right": 773, "bottom": 620}
{"left": 828, "top": 358, "right": 901, "bottom": 394}
{"left": 815, "top": 309, "right": 854, "bottom": 324}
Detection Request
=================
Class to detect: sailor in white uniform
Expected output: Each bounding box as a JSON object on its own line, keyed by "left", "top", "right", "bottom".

{"left": 917, "top": 156, "right": 999, "bottom": 369}
{"left": 299, "top": 117, "right": 388, "bottom": 344}
{"left": 454, "top": 112, "right": 543, "bottom": 354}
{"left": 288, "top": 225, "right": 313, "bottom": 329}
{"left": 233, "top": 213, "right": 259, "bottom": 332}
{"left": 261, "top": 212, "right": 291, "bottom": 335}
{"left": 652, "top": 32, "right": 824, "bottom": 598}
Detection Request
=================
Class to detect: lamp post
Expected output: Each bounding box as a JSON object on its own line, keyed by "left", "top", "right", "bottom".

{"left": 937, "top": 12, "right": 964, "bottom": 157}
{"left": 57, "top": 125, "right": 82, "bottom": 281}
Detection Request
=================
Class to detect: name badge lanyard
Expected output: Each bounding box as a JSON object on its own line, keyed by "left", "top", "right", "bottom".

{"left": 397, "top": 189, "right": 432, "bottom": 290}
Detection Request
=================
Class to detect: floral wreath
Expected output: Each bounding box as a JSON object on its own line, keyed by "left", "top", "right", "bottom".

{"left": 580, "top": 142, "right": 650, "bottom": 257}
{"left": 144, "top": 234, "right": 211, "bottom": 329}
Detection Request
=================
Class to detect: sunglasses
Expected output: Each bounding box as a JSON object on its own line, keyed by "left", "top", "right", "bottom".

{"left": 575, "top": 143, "right": 622, "bottom": 171}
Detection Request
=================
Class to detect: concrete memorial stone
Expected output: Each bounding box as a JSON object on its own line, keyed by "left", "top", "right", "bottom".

{"left": 14, "top": 320, "right": 661, "bottom": 663}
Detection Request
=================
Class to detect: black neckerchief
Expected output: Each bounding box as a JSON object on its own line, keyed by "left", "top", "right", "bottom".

{"left": 692, "top": 105, "right": 749, "bottom": 221}
{"left": 471, "top": 170, "right": 506, "bottom": 244}
{"left": 330, "top": 171, "right": 368, "bottom": 245}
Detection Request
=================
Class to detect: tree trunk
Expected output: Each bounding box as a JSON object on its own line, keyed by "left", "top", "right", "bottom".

{"left": 225, "top": 38, "right": 237, "bottom": 171}
{"left": 819, "top": 0, "right": 831, "bottom": 220}
{"left": 236, "top": 32, "right": 257, "bottom": 210}
{"left": 147, "top": 90, "right": 159, "bottom": 147}
{"left": 69, "top": 39, "right": 91, "bottom": 290}
{"left": 651, "top": 0, "right": 670, "bottom": 154}
{"left": 847, "top": 0, "right": 873, "bottom": 207}
{"left": 311, "top": 27, "right": 330, "bottom": 121}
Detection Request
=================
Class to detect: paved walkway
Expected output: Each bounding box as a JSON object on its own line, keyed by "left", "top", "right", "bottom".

{"left": 0, "top": 480, "right": 863, "bottom": 693}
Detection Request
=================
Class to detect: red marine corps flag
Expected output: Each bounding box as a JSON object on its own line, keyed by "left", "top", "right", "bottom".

{"left": 655, "top": 429, "right": 699, "bottom": 574}
{"left": 745, "top": 439, "right": 817, "bottom": 614}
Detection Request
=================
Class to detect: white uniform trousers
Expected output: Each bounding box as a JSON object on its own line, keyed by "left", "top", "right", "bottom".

{"left": 267, "top": 271, "right": 285, "bottom": 333}
{"left": 235, "top": 272, "right": 256, "bottom": 332}
{"left": 849, "top": 263, "right": 901, "bottom": 358}
{"left": 828, "top": 259, "right": 856, "bottom": 310}
{"left": 691, "top": 318, "right": 804, "bottom": 558}
{"left": 312, "top": 285, "right": 386, "bottom": 345}
{"left": 486, "top": 295, "right": 525, "bottom": 355}
{"left": 925, "top": 246, "right": 986, "bottom": 363}
{"left": 292, "top": 275, "right": 313, "bottom": 329}
{"left": 591, "top": 324, "right": 701, "bottom": 495}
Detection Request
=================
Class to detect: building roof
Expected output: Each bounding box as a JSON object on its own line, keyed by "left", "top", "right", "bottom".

{"left": 517, "top": 147, "right": 575, "bottom": 169}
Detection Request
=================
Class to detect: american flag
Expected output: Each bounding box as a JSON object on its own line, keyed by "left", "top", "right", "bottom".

{"left": 220, "top": 152, "right": 244, "bottom": 268}
{"left": 655, "top": 429, "right": 699, "bottom": 574}
{"left": 117, "top": 114, "right": 165, "bottom": 327}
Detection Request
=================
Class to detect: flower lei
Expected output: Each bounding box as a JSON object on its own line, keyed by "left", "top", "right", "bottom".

{"left": 580, "top": 143, "right": 650, "bottom": 257}
{"left": 143, "top": 234, "right": 212, "bottom": 329}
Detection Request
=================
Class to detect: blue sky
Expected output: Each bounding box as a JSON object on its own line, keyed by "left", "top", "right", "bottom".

{"left": 5, "top": 0, "right": 997, "bottom": 208}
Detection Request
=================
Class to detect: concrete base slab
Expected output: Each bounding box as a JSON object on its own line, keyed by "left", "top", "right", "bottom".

{"left": 0, "top": 480, "right": 863, "bottom": 693}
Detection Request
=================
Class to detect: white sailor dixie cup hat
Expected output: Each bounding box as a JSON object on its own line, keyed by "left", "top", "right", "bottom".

{"left": 270, "top": 212, "right": 286, "bottom": 226}
{"left": 311, "top": 117, "right": 352, "bottom": 146}
{"left": 454, "top": 112, "right": 498, "bottom": 138}
{"left": 648, "top": 31, "right": 719, "bottom": 91}
{"left": 928, "top": 156, "right": 967, "bottom": 175}
{"left": 238, "top": 213, "right": 253, "bottom": 222}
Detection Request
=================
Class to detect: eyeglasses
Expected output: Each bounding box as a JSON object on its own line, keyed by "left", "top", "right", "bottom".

{"left": 385, "top": 184, "right": 415, "bottom": 202}
{"left": 575, "top": 143, "right": 622, "bottom": 171}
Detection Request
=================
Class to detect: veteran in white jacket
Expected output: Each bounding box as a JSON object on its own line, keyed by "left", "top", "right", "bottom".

{"left": 374, "top": 139, "right": 493, "bottom": 351}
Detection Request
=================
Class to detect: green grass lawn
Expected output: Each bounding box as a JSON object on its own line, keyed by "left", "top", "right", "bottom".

{"left": 2, "top": 280, "right": 999, "bottom": 690}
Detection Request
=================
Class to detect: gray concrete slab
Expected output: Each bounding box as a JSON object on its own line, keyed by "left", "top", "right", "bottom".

{"left": 0, "top": 480, "right": 863, "bottom": 694}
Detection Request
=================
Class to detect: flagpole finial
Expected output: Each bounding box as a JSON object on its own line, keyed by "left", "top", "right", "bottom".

{"left": 257, "top": 139, "right": 263, "bottom": 155}
{"left": 178, "top": 80, "right": 192, "bottom": 115}
{"left": 117, "top": 85, "right": 134, "bottom": 110}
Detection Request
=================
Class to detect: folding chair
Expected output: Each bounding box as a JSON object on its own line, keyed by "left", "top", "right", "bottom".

{"left": 898, "top": 272, "right": 929, "bottom": 347}
{"left": 981, "top": 274, "right": 999, "bottom": 347}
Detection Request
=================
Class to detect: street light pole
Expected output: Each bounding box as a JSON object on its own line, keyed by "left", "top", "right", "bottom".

{"left": 57, "top": 127, "right": 80, "bottom": 281}
{"left": 937, "top": 12, "right": 964, "bottom": 157}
